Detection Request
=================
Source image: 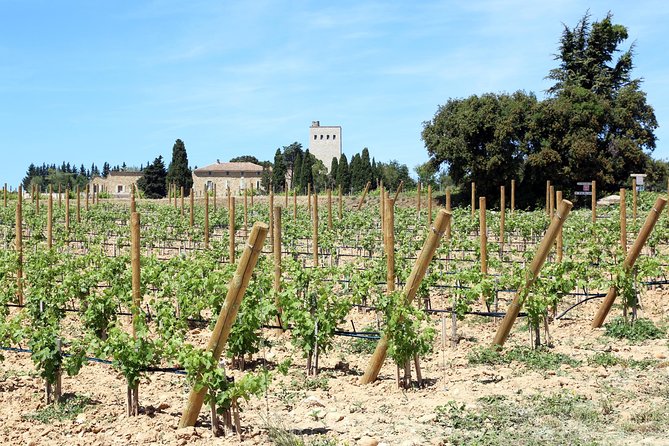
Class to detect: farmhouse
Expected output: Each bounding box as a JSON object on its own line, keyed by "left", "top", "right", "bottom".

{"left": 192, "top": 161, "right": 265, "bottom": 196}
{"left": 90, "top": 171, "right": 143, "bottom": 197}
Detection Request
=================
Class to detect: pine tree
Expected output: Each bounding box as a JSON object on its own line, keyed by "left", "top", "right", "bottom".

{"left": 272, "top": 149, "right": 287, "bottom": 192}
{"left": 336, "top": 154, "right": 350, "bottom": 193}
{"left": 166, "top": 139, "right": 193, "bottom": 195}
{"left": 137, "top": 156, "right": 167, "bottom": 198}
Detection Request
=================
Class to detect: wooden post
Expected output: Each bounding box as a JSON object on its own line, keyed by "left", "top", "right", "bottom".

{"left": 385, "top": 197, "right": 395, "bottom": 293}
{"left": 130, "top": 185, "right": 136, "bottom": 214}
{"left": 357, "top": 181, "right": 371, "bottom": 210}
{"left": 181, "top": 186, "right": 185, "bottom": 217}
{"left": 471, "top": 182, "right": 476, "bottom": 217}
{"left": 500, "top": 186, "right": 505, "bottom": 257}
{"left": 549, "top": 185, "right": 554, "bottom": 220}
{"left": 591, "top": 180, "right": 596, "bottom": 223}
{"left": 178, "top": 222, "right": 269, "bottom": 427}
{"left": 556, "top": 191, "right": 563, "bottom": 262}
{"left": 250, "top": 183, "right": 254, "bottom": 207}
{"left": 189, "top": 190, "right": 194, "bottom": 227}
{"left": 545, "top": 180, "right": 550, "bottom": 216}
{"left": 35, "top": 185, "right": 39, "bottom": 215}
{"left": 204, "top": 188, "right": 209, "bottom": 249}
{"left": 16, "top": 185, "right": 23, "bottom": 306}
{"left": 47, "top": 186, "right": 53, "bottom": 249}
{"left": 293, "top": 188, "right": 297, "bottom": 222}
{"left": 479, "top": 197, "right": 487, "bottom": 306}
{"left": 307, "top": 183, "right": 311, "bottom": 213}
{"left": 269, "top": 189, "right": 274, "bottom": 249}
{"left": 445, "top": 188, "right": 452, "bottom": 242}
{"left": 213, "top": 183, "right": 217, "bottom": 213}
{"left": 65, "top": 188, "right": 70, "bottom": 233}
{"left": 592, "top": 196, "right": 667, "bottom": 327}
{"left": 76, "top": 185, "right": 81, "bottom": 223}
{"left": 632, "top": 178, "right": 637, "bottom": 221}
{"left": 3, "top": 183, "right": 6, "bottom": 207}
{"left": 620, "top": 188, "right": 627, "bottom": 256}
{"left": 229, "top": 197, "right": 235, "bottom": 263}
{"left": 131, "top": 212, "right": 141, "bottom": 335}
{"left": 273, "top": 205, "right": 282, "bottom": 318}
{"left": 244, "top": 188, "right": 248, "bottom": 232}
{"left": 492, "top": 199, "right": 573, "bottom": 347}
{"left": 312, "top": 192, "right": 318, "bottom": 267}
{"left": 427, "top": 185, "right": 432, "bottom": 226}
{"left": 327, "top": 188, "right": 333, "bottom": 230}
{"left": 511, "top": 179, "right": 515, "bottom": 214}
{"left": 393, "top": 180, "right": 404, "bottom": 202}
{"left": 360, "top": 209, "right": 451, "bottom": 384}
{"left": 338, "top": 184, "right": 343, "bottom": 220}
{"left": 58, "top": 184, "right": 62, "bottom": 208}
{"left": 85, "top": 184, "right": 90, "bottom": 212}
{"left": 416, "top": 182, "right": 421, "bottom": 216}
{"left": 285, "top": 181, "right": 289, "bottom": 207}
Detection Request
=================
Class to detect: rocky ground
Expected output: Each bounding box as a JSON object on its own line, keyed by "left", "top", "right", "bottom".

{"left": 2, "top": 287, "right": 669, "bottom": 446}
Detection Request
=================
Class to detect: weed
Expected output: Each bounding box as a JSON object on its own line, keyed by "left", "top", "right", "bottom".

{"left": 468, "top": 346, "right": 579, "bottom": 371}
{"left": 604, "top": 317, "right": 665, "bottom": 342}
{"left": 22, "top": 394, "right": 92, "bottom": 424}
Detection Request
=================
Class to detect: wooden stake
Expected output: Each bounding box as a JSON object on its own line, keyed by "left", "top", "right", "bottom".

{"left": 480, "top": 197, "right": 487, "bottom": 307}
{"left": 471, "top": 182, "right": 476, "bottom": 217}
{"left": 293, "top": 188, "right": 297, "bottom": 222}
{"left": 357, "top": 181, "right": 371, "bottom": 210}
{"left": 549, "top": 185, "right": 554, "bottom": 220}
{"left": 427, "top": 185, "right": 432, "bottom": 226}
{"left": 307, "top": 183, "right": 311, "bottom": 213}
{"left": 181, "top": 186, "right": 185, "bottom": 217}
{"left": 244, "top": 188, "right": 248, "bottom": 232}
{"left": 3, "top": 183, "right": 6, "bottom": 207}
{"left": 58, "top": 184, "right": 62, "bottom": 208}
{"left": 229, "top": 197, "right": 235, "bottom": 263}
{"left": 393, "top": 180, "right": 404, "bottom": 202}
{"left": 65, "top": 188, "right": 70, "bottom": 233}
{"left": 16, "top": 185, "right": 23, "bottom": 305}
{"left": 47, "top": 186, "right": 53, "bottom": 249}
{"left": 35, "top": 185, "right": 39, "bottom": 215}
{"left": 327, "top": 188, "right": 333, "bottom": 230}
{"left": 338, "top": 184, "right": 343, "bottom": 220}
{"left": 76, "top": 185, "right": 81, "bottom": 223}
{"left": 632, "top": 178, "right": 637, "bottom": 221}
{"left": 416, "top": 182, "right": 421, "bottom": 216}
{"left": 312, "top": 192, "right": 318, "bottom": 267}
{"left": 189, "top": 190, "right": 194, "bottom": 227}
{"left": 360, "top": 209, "right": 452, "bottom": 384}
{"left": 213, "top": 183, "right": 217, "bottom": 213}
{"left": 178, "top": 222, "right": 269, "bottom": 427}
{"left": 130, "top": 185, "right": 136, "bottom": 214}
{"left": 131, "top": 212, "right": 141, "bottom": 337}
{"left": 204, "top": 188, "right": 209, "bottom": 248}
{"left": 620, "top": 188, "right": 627, "bottom": 256}
{"left": 511, "top": 179, "right": 515, "bottom": 213}
{"left": 492, "top": 199, "right": 573, "bottom": 347}
{"left": 269, "top": 189, "right": 274, "bottom": 248}
{"left": 86, "top": 184, "right": 89, "bottom": 211}
{"left": 445, "top": 188, "right": 452, "bottom": 242}
{"left": 545, "top": 180, "right": 550, "bottom": 216}
{"left": 385, "top": 198, "right": 395, "bottom": 293}
{"left": 556, "top": 191, "right": 563, "bottom": 262}
{"left": 273, "top": 205, "right": 282, "bottom": 319}
{"left": 500, "top": 186, "right": 505, "bottom": 257}
{"left": 592, "top": 197, "right": 667, "bottom": 327}
{"left": 591, "top": 180, "right": 596, "bottom": 223}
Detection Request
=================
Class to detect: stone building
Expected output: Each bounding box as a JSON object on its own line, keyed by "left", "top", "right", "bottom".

{"left": 192, "top": 161, "right": 265, "bottom": 196}
{"left": 90, "top": 171, "right": 143, "bottom": 197}
{"left": 309, "top": 121, "right": 342, "bottom": 171}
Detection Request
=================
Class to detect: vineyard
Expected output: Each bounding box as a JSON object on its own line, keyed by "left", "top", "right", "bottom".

{"left": 2, "top": 185, "right": 669, "bottom": 445}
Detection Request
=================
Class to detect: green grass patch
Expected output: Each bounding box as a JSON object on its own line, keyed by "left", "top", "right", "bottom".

{"left": 604, "top": 317, "right": 665, "bottom": 342}
{"left": 588, "top": 352, "right": 659, "bottom": 370}
{"left": 468, "top": 346, "right": 580, "bottom": 371}
{"left": 22, "top": 394, "right": 92, "bottom": 424}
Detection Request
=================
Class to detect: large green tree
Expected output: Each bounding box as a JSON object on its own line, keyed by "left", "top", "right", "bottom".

{"left": 138, "top": 156, "right": 167, "bottom": 198}
{"left": 272, "top": 149, "right": 287, "bottom": 191}
{"left": 165, "top": 139, "right": 193, "bottom": 195}
{"left": 336, "top": 154, "right": 350, "bottom": 193}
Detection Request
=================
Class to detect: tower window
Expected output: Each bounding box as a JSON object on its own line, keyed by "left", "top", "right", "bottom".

{"left": 320, "top": 135, "right": 323, "bottom": 140}
{"left": 326, "top": 135, "right": 330, "bottom": 139}
{"left": 333, "top": 135, "right": 337, "bottom": 140}
{"left": 314, "top": 135, "right": 317, "bottom": 140}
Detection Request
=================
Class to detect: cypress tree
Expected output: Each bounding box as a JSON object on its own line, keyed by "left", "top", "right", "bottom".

{"left": 336, "top": 154, "right": 350, "bottom": 194}
{"left": 166, "top": 139, "right": 193, "bottom": 195}
{"left": 293, "top": 152, "right": 303, "bottom": 191}
{"left": 330, "top": 157, "right": 339, "bottom": 188}
{"left": 300, "top": 149, "right": 314, "bottom": 193}
{"left": 272, "top": 149, "right": 287, "bottom": 192}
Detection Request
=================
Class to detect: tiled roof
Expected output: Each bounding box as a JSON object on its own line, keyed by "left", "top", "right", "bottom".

{"left": 194, "top": 162, "right": 264, "bottom": 173}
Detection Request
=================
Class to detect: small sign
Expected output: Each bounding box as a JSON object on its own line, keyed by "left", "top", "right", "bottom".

{"left": 575, "top": 182, "right": 592, "bottom": 196}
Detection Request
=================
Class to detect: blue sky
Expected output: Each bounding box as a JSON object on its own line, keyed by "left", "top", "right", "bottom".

{"left": 2, "top": 1, "right": 668, "bottom": 188}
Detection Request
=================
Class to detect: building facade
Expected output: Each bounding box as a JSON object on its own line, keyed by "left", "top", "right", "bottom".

{"left": 192, "top": 161, "right": 265, "bottom": 196}
{"left": 309, "top": 121, "right": 342, "bottom": 171}
{"left": 90, "top": 171, "right": 143, "bottom": 197}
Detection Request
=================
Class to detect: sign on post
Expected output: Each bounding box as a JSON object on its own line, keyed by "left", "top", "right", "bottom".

{"left": 574, "top": 182, "right": 592, "bottom": 196}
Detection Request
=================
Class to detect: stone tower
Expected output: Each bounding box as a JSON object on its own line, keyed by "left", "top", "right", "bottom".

{"left": 309, "top": 121, "right": 342, "bottom": 171}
